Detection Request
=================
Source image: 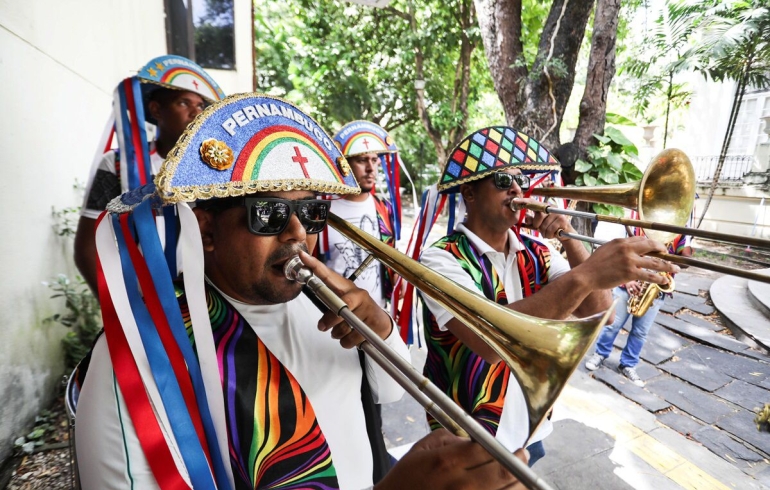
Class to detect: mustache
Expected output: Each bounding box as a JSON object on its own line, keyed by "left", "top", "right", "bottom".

{"left": 266, "top": 243, "right": 309, "bottom": 266}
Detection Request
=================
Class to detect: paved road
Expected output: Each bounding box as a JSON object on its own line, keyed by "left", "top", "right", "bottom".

{"left": 380, "top": 269, "right": 770, "bottom": 489}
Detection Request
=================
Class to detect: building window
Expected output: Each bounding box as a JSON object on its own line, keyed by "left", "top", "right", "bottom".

{"left": 164, "top": 0, "right": 236, "bottom": 70}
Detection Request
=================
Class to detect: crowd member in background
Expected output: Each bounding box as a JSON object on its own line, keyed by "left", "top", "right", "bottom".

{"left": 74, "top": 55, "right": 224, "bottom": 293}
{"left": 586, "top": 223, "right": 693, "bottom": 387}
{"left": 322, "top": 121, "right": 405, "bottom": 309}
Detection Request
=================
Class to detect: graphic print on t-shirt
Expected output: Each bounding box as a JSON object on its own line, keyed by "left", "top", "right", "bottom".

{"left": 334, "top": 214, "right": 380, "bottom": 283}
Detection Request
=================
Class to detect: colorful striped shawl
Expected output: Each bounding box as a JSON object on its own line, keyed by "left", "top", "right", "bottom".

{"left": 422, "top": 232, "right": 551, "bottom": 435}
{"left": 178, "top": 284, "right": 339, "bottom": 489}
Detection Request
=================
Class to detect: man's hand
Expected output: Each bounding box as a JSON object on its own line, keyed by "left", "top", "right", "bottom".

{"left": 375, "top": 429, "right": 528, "bottom": 490}
{"left": 625, "top": 280, "right": 643, "bottom": 296}
{"left": 575, "top": 236, "right": 680, "bottom": 291}
{"left": 515, "top": 198, "right": 575, "bottom": 241}
{"left": 298, "top": 251, "right": 392, "bottom": 349}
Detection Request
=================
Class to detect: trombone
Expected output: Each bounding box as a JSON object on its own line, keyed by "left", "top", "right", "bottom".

{"left": 517, "top": 148, "right": 770, "bottom": 285}
{"left": 287, "top": 213, "right": 616, "bottom": 490}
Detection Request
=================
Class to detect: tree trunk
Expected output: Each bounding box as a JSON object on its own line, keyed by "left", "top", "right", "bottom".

{"left": 411, "top": 0, "right": 477, "bottom": 165}
{"left": 663, "top": 71, "right": 673, "bottom": 147}
{"left": 447, "top": 0, "right": 477, "bottom": 150}
{"left": 573, "top": 0, "right": 619, "bottom": 155}
{"left": 474, "top": 0, "right": 527, "bottom": 123}
{"left": 514, "top": 0, "right": 595, "bottom": 150}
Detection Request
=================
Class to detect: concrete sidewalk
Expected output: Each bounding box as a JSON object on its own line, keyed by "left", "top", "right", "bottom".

{"left": 538, "top": 370, "right": 764, "bottom": 489}
{"left": 382, "top": 346, "right": 768, "bottom": 489}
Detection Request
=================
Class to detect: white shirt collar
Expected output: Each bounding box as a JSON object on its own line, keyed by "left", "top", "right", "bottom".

{"left": 455, "top": 222, "right": 525, "bottom": 256}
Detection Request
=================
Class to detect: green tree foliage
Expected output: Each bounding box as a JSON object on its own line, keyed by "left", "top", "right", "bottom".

{"left": 621, "top": 2, "right": 706, "bottom": 138}
{"left": 677, "top": 0, "right": 770, "bottom": 226}
{"left": 254, "top": 0, "right": 508, "bottom": 193}
{"left": 574, "top": 125, "right": 643, "bottom": 217}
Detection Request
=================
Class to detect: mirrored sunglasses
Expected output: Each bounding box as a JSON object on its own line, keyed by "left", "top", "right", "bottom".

{"left": 493, "top": 171, "right": 530, "bottom": 191}
{"left": 245, "top": 197, "right": 329, "bottom": 236}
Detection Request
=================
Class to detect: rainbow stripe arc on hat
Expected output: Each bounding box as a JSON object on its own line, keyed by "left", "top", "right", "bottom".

{"left": 137, "top": 55, "right": 225, "bottom": 103}
{"left": 154, "top": 94, "right": 360, "bottom": 204}
{"left": 438, "top": 126, "right": 560, "bottom": 193}
{"left": 334, "top": 120, "right": 397, "bottom": 157}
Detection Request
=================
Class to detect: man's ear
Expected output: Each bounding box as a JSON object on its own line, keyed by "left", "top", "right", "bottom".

{"left": 148, "top": 100, "right": 162, "bottom": 124}
{"left": 459, "top": 183, "right": 474, "bottom": 204}
{"left": 193, "top": 207, "right": 216, "bottom": 252}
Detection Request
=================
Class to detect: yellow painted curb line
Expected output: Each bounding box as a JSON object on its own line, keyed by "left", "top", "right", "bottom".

{"left": 557, "top": 385, "right": 734, "bottom": 490}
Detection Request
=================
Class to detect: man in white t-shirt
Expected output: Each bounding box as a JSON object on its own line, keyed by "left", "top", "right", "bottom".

{"left": 418, "top": 127, "right": 680, "bottom": 467}
{"left": 74, "top": 97, "right": 529, "bottom": 490}
{"left": 74, "top": 55, "right": 224, "bottom": 293}
{"left": 325, "top": 121, "right": 402, "bottom": 308}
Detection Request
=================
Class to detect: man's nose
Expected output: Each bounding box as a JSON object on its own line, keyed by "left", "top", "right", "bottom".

{"left": 279, "top": 213, "right": 307, "bottom": 242}
{"left": 508, "top": 181, "right": 522, "bottom": 195}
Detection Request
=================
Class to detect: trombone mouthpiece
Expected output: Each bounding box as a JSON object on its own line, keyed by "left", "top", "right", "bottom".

{"left": 510, "top": 200, "right": 526, "bottom": 211}
{"left": 284, "top": 256, "right": 313, "bottom": 285}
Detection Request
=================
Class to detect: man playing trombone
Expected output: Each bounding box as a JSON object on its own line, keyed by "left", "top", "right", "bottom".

{"left": 73, "top": 98, "right": 529, "bottom": 489}
{"left": 416, "top": 127, "right": 680, "bottom": 466}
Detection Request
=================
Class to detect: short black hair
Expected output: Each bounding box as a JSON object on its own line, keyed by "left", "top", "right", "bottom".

{"left": 195, "top": 196, "right": 244, "bottom": 213}
{"left": 148, "top": 87, "right": 184, "bottom": 106}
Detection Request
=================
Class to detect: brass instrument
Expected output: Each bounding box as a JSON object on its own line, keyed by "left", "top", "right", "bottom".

{"left": 627, "top": 274, "right": 675, "bottom": 317}
{"left": 291, "top": 213, "right": 617, "bottom": 490}
{"left": 514, "top": 149, "right": 770, "bottom": 285}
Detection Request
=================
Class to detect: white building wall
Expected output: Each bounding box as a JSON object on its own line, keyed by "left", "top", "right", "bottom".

{"left": 0, "top": 0, "right": 252, "bottom": 462}
{"left": 675, "top": 76, "right": 738, "bottom": 159}
{"left": 676, "top": 76, "right": 770, "bottom": 239}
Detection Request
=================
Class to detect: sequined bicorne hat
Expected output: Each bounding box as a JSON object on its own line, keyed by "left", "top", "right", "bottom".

{"left": 86, "top": 55, "right": 226, "bottom": 195}
{"left": 330, "top": 120, "right": 416, "bottom": 242}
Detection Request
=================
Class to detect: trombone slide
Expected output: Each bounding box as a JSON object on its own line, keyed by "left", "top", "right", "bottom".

{"left": 283, "top": 256, "right": 554, "bottom": 490}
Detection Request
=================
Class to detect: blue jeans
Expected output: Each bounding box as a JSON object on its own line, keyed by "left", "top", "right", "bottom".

{"left": 593, "top": 287, "right": 663, "bottom": 368}
{"left": 526, "top": 440, "right": 545, "bottom": 467}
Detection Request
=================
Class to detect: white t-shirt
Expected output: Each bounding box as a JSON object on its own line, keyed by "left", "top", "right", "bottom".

{"left": 419, "top": 223, "right": 571, "bottom": 450}
{"left": 76, "top": 290, "right": 408, "bottom": 490}
{"left": 81, "top": 145, "right": 164, "bottom": 219}
{"left": 326, "top": 195, "right": 386, "bottom": 307}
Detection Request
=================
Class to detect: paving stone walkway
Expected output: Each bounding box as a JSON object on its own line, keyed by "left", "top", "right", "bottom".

{"left": 586, "top": 270, "right": 770, "bottom": 487}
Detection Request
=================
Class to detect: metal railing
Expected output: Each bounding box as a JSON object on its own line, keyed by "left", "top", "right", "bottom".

{"left": 691, "top": 155, "right": 756, "bottom": 182}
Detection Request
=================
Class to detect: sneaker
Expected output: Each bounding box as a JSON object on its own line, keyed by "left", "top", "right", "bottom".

{"left": 620, "top": 366, "right": 645, "bottom": 387}
{"left": 585, "top": 353, "right": 605, "bottom": 371}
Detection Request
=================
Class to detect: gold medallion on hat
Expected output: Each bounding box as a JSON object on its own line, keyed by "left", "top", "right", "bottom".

{"left": 337, "top": 156, "right": 351, "bottom": 176}
{"left": 200, "top": 138, "right": 234, "bottom": 170}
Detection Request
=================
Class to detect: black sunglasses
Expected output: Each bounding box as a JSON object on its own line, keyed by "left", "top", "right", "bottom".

{"left": 492, "top": 171, "right": 530, "bottom": 191}
{"left": 246, "top": 197, "right": 330, "bottom": 235}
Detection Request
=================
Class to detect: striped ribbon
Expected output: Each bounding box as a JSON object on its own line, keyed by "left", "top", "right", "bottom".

{"left": 95, "top": 213, "right": 191, "bottom": 490}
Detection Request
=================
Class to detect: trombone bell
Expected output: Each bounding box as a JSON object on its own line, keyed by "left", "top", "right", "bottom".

{"left": 533, "top": 148, "right": 696, "bottom": 244}
{"left": 327, "top": 213, "right": 610, "bottom": 441}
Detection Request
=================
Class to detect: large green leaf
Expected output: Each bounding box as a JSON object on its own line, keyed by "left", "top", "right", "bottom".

{"left": 574, "top": 159, "right": 593, "bottom": 173}
{"left": 605, "top": 152, "right": 624, "bottom": 171}
{"left": 604, "top": 126, "right": 635, "bottom": 147}
{"left": 605, "top": 113, "right": 636, "bottom": 125}
{"left": 598, "top": 168, "right": 620, "bottom": 184}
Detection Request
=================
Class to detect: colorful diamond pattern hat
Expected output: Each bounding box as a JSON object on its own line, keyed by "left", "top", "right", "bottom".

{"left": 438, "top": 126, "right": 560, "bottom": 193}
{"left": 137, "top": 54, "right": 225, "bottom": 104}
{"left": 333, "top": 120, "right": 398, "bottom": 157}
{"left": 152, "top": 94, "right": 359, "bottom": 204}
